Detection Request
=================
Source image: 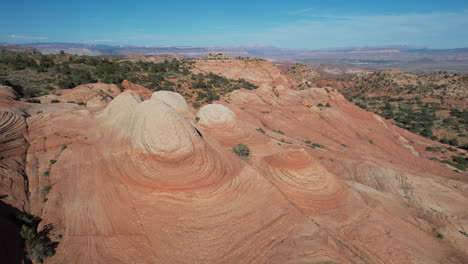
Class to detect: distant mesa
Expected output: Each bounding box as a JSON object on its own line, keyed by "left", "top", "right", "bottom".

{"left": 0, "top": 44, "right": 41, "bottom": 54}
{"left": 202, "top": 53, "right": 231, "bottom": 60}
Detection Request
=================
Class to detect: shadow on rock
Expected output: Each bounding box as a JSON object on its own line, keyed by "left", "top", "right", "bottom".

{"left": 0, "top": 196, "right": 58, "bottom": 264}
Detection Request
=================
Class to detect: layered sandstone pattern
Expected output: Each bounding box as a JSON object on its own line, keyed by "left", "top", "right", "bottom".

{"left": 258, "top": 148, "right": 349, "bottom": 214}
{"left": 0, "top": 86, "right": 31, "bottom": 263}
{"left": 0, "top": 86, "right": 29, "bottom": 210}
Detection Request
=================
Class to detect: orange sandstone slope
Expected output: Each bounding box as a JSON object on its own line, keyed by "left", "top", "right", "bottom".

{"left": 1, "top": 62, "right": 468, "bottom": 264}
{"left": 192, "top": 58, "right": 294, "bottom": 88}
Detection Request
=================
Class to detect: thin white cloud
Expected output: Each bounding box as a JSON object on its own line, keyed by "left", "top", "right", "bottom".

{"left": 9, "top": 34, "right": 48, "bottom": 40}
{"left": 288, "top": 8, "right": 317, "bottom": 15}
{"left": 236, "top": 11, "right": 468, "bottom": 49}
{"left": 83, "top": 39, "right": 113, "bottom": 43}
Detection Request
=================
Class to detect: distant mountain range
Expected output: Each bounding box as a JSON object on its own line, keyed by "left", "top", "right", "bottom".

{"left": 3, "top": 43, "right": 468, "bottom": 73}
{"left": 3, "top": 43, "right": 467, "bottom": 57}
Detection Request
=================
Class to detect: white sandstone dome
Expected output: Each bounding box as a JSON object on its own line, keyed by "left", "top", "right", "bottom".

{"left": 196, "top": 104, "right": 236, "bottom": 127}
{"left": 101, "top": 91, "right": 199, "bottom": 160}
{"left": 101, "top": 90, "right": 142, "bottom": 117}
{"left": 151, "top": 91, "right": 188, "bottom": 113}
{"left": 130, "top": 99, "right": 196, "bottom": 158}
{"left": 99, "top": 90, "right": 142, "bottom": 130}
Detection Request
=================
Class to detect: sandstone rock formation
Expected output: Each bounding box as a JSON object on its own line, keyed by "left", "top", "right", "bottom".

{"left": 151, "top": 91, "right": 189, "bottom": 113}
{"left": 38, "top": 83, "right": 120, "bottom": 109}
{"left": 196, "top": 103, "right": 236, "bottom": 127}
{"left": 0, "top": 85, "right": 29, "bottom": 211}
{"left": 122, "top": 80, "right": 153, "bottom": 99}
{"left": 193, "top": 58, "right": 293, "bottom": 88}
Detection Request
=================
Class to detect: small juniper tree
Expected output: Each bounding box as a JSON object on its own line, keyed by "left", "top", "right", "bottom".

{"left": 232, "top": 144, "right": 250, "bottom": 158}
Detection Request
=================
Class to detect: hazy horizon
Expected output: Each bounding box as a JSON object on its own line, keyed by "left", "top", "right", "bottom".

{"left": 4, "top": 42, "right": 468, "bottom": 51}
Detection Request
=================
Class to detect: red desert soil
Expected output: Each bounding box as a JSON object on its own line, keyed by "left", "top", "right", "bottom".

{"left": 1, "top": 60, "right": 468, "bottom": 264}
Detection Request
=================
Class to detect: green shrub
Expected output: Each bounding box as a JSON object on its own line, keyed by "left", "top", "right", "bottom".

{"left": 41, "top": 185, "right": 51, "bottom": 197}
{"left": 355, "top": 102, "right": 368, "bottom": 110}
{"left": 440, "top": 138, "right": 459, "bottom": 146}
{"left": 308, "top": 143, "right": 325, "bottom": 149}
{"left": 441, "top": 159, "right": 466, "bottom": 171}
{"left": 433, "top": 229, "right": 444, "bottom": 239}
{"left": 23, "top": 87, "right": 43, "bottom": 98}
{"left": 70, "top": 68, "right": 96, "bottom": 85}
{"left": 232, "top": 144, "right": 250, "bottom": 158}
{"left": 256, "top": 128, "right": 266, "bottom": 134}
{"left": 26, "top": 99, "right": 41, "bottom": 104}
{"left": 452, "top": 156, "right": 467, "bottom": 166}
{"left": 325, "top": 103, "right": 331, "bottom": 107}
{"left": 16, "top": 213, "right": 56, "bottom": 263}
{"left": 317, "top": 103, "right": 323, "bottom": 107}
{"left": 50, "top": 99, "right": 60, "bottom": 103}
{"left": 57, "top": 78, "right": 74, "bottom": 89}
{"left": 425, "top": 146, "right": 442, "bottom": 152}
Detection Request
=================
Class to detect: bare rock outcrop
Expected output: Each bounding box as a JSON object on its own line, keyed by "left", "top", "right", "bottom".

{"left": 121, "top": 80, "right": 153, "bottom": 99}
{"left": 193, "top": 58, "right": 293, "bottom": 88}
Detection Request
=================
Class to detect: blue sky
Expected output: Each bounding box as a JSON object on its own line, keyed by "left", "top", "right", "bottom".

{"left": 2, "top": 0, "right": 468, "bottom": 49}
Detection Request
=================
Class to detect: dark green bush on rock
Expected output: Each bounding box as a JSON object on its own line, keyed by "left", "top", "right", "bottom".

{"left": 16, "top": 213, "right": 57, "bottom": 263}
{"left": 232, "top": 144, "right": 250, "bottom": 158}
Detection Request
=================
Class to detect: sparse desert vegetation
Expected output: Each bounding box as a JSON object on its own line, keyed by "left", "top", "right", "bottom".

{"left": 286, "top": 68, "right": 468, "bottom": 150}
{"left": 0, "top": 50, "right": 258, "bottom": 109}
